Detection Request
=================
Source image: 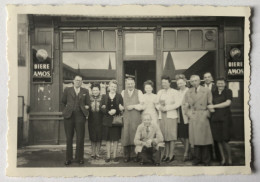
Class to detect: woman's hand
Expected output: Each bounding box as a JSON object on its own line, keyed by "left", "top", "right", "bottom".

{"left": 207, "top": 105, "right": 214, "bottom": 110}
{"left": 127, "top": 105, "right": 134, "bottom": 111}
{"left": 101, "top": 105, "right": 106, "bottom": 109}
{"left": 108, "top": 109, "right": 116, "bottom": 115}
{"left": 119, "top": 104, "right": 124, "bottom": 111}
{"left": 159, "top": 106, "right": 167, "bottom": 112}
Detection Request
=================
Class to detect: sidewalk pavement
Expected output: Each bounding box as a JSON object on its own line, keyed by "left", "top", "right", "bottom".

{"left": 17, "top": 141, "right": 245, "bottom": 167}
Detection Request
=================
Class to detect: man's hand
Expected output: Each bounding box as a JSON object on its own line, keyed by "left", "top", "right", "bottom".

{"left": 101, "top": 105, "right": 106, "bottom": 109}
{"left": 151, "top": 139, "right": 157, "bottom": 146}
{"left": 84, "top": 105, "right": 89, "bottom": 109}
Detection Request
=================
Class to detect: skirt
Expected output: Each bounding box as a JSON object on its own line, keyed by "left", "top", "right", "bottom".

{"left": 102, "top": 125, "right": 121, "bottom": 142}
{"left": 159, "top": 113, "right": 177, "bottom": 141}
{"left": 210, "top": 119, "right": 231, "bottom": 142}
{"left": 177, "top": 108, "right": 189, "bottom": 139}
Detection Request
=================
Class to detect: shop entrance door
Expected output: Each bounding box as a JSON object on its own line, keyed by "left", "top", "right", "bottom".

{"left": 124, "top": 61, "right": 156, "bottom": 93}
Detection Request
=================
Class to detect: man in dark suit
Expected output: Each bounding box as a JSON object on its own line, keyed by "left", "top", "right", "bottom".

{"left": 62, "top": 75, "right": 90, "bottom": 165}
{"left": 203, "top": 72, "right": 217, "bottom": 92}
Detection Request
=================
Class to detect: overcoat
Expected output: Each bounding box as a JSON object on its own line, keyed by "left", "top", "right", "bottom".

{"left": 183, "top": 86, "right": 213, "bottom": 146}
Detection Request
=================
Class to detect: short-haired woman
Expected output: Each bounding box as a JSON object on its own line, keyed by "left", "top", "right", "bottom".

{"left": 101, "top": 80, "right": 124, "bottom": 162}
{"left": 142, "top": 80, "right": 158, "bottom": 125}
{"left": 207, "top": 78, "right": 233, "bottom": 166}
{"left": 88, "top": 83, "right": 103, "bottom": 159}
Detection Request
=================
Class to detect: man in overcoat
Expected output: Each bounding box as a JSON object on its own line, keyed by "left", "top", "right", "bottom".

{"left": 183, "top": 75, "right": 213, "bottom": 166}
{"left": 61, "top": 75, "right": 90, "bottom": 165}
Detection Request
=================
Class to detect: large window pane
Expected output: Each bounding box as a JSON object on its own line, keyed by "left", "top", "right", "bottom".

{"left": 124, "top": 33, "right": 154, "bottom": 55}
{"left": 163, "top": 51, "right": 215, "bottom": 80}
{"left": 63, "top": 52, "right": 116, "bottom": 93}
{"left": 63, "top": 52, "right": 116, "bottom": 80}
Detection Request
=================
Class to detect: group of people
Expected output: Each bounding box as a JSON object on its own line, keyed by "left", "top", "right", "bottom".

{"left": 61, "top": 72, "right": 233, "bottom": 166}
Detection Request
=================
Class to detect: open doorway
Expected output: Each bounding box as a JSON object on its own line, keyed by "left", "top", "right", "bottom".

{"left": 124, "top": 61, "right": 156, "bottom": 93}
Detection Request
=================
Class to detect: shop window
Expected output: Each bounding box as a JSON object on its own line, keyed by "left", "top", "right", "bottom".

{"left": 76, "top": 31, "right": 88, "bottom": 49}
{"left": 177, "top": 30, "right": 189, "bottom": 49}
{"left": 90, "top": 31, "right": 102, "bottom": 49}
{"left": 163, "top": 51, "right": 215, "bottom": 80}
{"left": 163, "top": 30, "right": 176, "bottom": 49}
{"left": 191, "top": 30, "right": 203, "bottom": 48}
{"left": 104, "top": 31, "right": 116, "bottom": 49}
{"left": 124, "top": 32, "right": 154, "bottom": 55}
{"left": 62, "top": 52, "right": 116, "bottom": 92}
{"left": 62, "top": 31, "right": 75, "bottom": 50}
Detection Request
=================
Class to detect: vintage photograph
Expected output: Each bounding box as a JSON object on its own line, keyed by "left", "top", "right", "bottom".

{"left": 7, "top": 5, "right": 251, "bottom": 176}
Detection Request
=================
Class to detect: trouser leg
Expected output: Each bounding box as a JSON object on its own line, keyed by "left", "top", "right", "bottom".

{"left": 152, "top": 147, "right": 161, "bottom": 164}
{"left": 64, "top": 117, "right": 75, "bottom": 161}
{"left": 140, "top": 147, "right": 151, "bottom": 163}
{"left": 194, "top": 145, "right": 202, "bottom": 163}
{"left": 74, "top": 111, "right": 86, "bottom": 161}
{"left": 202, "top": 145, "right": 211, "bottom": 165}
{"left": 130, "top": 145, "right": 137, "bottom": 158}
{"left": 124, "top": 146, "right": 131, "bottom": 158}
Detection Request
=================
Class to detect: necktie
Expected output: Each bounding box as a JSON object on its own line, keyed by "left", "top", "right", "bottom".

{"left": 195, "top": 87, "right": 197, "bottom": 93}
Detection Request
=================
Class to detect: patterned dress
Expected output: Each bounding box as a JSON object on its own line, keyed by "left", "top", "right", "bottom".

{"left": 88, "top": 95, "right": 103, "bottom": 142}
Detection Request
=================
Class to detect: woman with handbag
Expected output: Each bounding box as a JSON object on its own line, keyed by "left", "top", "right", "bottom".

{"left": 101, "top": 80, "right": 124, "bottom": 162}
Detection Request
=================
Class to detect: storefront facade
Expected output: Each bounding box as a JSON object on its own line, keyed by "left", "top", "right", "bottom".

{"left": 18, "top": 15, "right": 245, "bottom": 145}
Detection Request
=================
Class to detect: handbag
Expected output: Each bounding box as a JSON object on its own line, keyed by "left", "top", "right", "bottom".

{"left": 112, "top": 115, "right": 123, "bottom": 126}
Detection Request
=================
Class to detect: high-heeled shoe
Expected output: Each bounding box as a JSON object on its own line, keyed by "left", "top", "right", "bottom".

{"left": 161, "top": 155, "right": 166, "bottom": 161}
{"left": 167, "top": 155, "right": 175, "bottom": 163}
{"left": 162, "top": 157, "right": 169, "bottom": 162}
{"left": 183, "top": 155, "right": 189, "bottom": 162}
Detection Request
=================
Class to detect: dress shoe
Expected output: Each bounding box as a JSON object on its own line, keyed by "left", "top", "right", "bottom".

{"left": 167, "top": 155, "right": 175, "bottom": 163}
{"left": 91, "top": 155, "right": 96, "bottom": 159}
{"left": 155, "top": 163, "right": 160, "bottom": 166}
{"left": 112, "top": 157, "right": 119, "bottom": 162}
{"left": 139, "top": 162, "right": 144, "bottom": 165}
{"left": 132, "top": 157, "right": 139, "bottom": 162}
{"left": 105, "top": 158, "right": 111, "bottom": 163}
{"left": 162, "top": 157, "right": 170, "bottom": 162}
{"left": 124, "top": 158, "right": 130, "bottom": 163}
{"left": 79, "top": 160, "right": 84, "bottom": 164}
{"left": 204, "top": 163, "right": 210, "bottom": 166}
{"left": 64, "top": 160, "right": 71, "bottom": 166}
{"left": 192, "top": 160, "right": 201, "bottom": 166}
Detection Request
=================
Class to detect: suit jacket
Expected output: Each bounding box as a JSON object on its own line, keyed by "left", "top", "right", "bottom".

{"left": 61, "top": 87, "right": 91, "bottom": 119}
{"left": 100, "top": 93, "right": 123, "bottom": 127}
{"left": 203, "top": 83, "right": 217, "bottom": 93}
{"left": 134, "top": 123, "right": 164, "bottom": 153}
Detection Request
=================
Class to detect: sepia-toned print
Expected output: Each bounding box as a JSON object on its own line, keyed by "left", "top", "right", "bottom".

{"left": 7, "top": 5, "right": 251, "bottom": 177}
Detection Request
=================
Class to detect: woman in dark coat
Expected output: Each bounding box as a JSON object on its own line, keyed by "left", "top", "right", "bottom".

{"left": 88, "top": 83, "right": 103, "bottom": 159}
{"left": 207, "top": 78, "right": 233, "bottom": 166}
{"left": 101, "top": 80, "right": 124, "bottom": 162}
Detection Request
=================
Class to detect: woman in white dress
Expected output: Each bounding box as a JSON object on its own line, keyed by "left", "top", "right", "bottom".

{"left": 142, "top": 80, "right": 158, "bottom": 125}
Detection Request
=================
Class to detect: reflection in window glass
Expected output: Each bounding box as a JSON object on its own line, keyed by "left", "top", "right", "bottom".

{"left": 163, "top": 51, "right": 215, "bottom": 80}
{"left": 63, "top": 52, "right": 116, "bottom": 81}
{"left": 124, "top": 33, "right": 154, "bottom": 55}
